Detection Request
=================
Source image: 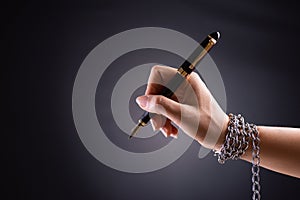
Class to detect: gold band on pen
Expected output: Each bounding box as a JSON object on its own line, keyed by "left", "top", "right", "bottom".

{"left": 177, "top": 35, "right": 217, "bottom": 78}
{"left": 177, "top": 67, "right": 190, "bottom": 78}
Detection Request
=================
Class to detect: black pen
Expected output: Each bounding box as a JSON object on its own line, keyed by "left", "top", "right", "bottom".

{"left": 129, "top": 32, "right": 221, "bottom": 139}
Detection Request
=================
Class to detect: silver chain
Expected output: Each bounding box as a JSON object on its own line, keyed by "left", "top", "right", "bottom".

{"left": 251, "top": 124, "right": 261, "bottom": 200}
{"left": 214, "top": 114, "right": 261, "bottom": 200}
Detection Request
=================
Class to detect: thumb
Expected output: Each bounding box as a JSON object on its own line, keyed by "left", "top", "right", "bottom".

{"left": 136, "top": 95, "right": 181, "bottom": 125}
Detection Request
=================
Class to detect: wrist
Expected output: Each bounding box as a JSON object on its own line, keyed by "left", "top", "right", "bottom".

{"left": 213, "top": 114, "right": 229, "bottom": 152}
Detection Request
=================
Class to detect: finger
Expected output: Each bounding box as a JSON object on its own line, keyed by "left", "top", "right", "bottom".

{"left": 146, "top": 65, "right": 208, "bottom": 98}
{"left": 161, "top": 119, "right": 178, "bottom": 138}
{"left": 145, "top": 65, "right": 192, "bottom": 104}
{"left": 150, "top": 114, "right": 166, "bottom": 131}
{"left": 136, "top": 95, "right": 181, "bottom": 125}
{"left": 145, "top": 65, "right": 177, "bottom": 95}
{"left": 188, "top": 72, "right": 210, "bottom": 97}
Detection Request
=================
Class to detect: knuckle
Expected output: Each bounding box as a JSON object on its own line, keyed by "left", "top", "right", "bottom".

{"left": 190, "top": 72, "right": 204, "bottom": 85}
{"left": 190, "top": 71, "right": 200, "bottom": 80}
{"left": 154, "top": 95, "right": 164, "bottom": 106}
{"left": 190, "top": 71, "right": 197, "bottom": 77}
{"left": 151, "top": 65, "right": 161, "bottom": 73}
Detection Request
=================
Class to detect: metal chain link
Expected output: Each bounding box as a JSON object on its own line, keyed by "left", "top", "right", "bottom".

{"left": 250, "top": 124, "right": 261, "bottom": 200}
{"left": 214, "top": 114, "right": 261, "bottom": 200}
{"left": 214, "top": 114, "right": 251, "bottom": 163}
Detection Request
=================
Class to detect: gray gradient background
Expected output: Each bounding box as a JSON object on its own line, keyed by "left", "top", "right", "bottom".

{"left": 9, "top": 0, "right": 300, "bottom": 199}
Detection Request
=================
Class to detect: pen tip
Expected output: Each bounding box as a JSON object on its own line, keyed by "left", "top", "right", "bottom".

{"left": 128, "top": 123, "right": 142, "bottom": 139}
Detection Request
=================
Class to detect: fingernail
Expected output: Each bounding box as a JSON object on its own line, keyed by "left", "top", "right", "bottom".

{"left": 170, "top": 133, "right": 178, "bottom": 139}
{"left": 160, "top": 128, "right": 168, "bottom": 138}
{"left": 136, "top": 96, "right": 148, "bottom": 108}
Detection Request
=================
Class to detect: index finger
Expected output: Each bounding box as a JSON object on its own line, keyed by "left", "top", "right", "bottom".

{"left": 145, "top": 65, "right": 178, "bottom": 95}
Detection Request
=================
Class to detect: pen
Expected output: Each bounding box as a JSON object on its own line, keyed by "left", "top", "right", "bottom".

{"left": 129, "top": 31, "right": 221, "bottom": 139}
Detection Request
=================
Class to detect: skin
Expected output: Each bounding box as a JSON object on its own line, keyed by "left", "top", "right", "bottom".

{"left": 136, "top": 65, "right": 300, "bottom": 178}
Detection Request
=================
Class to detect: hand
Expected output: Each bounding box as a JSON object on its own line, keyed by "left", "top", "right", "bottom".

{"left": 136, "top": 65, "right": 229, "bottom": 150}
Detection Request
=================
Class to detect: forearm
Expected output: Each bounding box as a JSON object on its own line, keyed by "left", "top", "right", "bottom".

{"left": 241, "top": 126, "right": 300, "bottom": 178}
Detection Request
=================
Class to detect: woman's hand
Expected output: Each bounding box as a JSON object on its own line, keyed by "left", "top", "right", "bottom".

{"left": 136, "top": 65, "right": 229, "bottom": 150}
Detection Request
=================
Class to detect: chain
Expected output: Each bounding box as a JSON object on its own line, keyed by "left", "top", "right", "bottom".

{"left": 214, "top": 114, "right": 251, "bottom": 164}
{"left": 214, "top": 114, "right": 261, "bottom": 200}
{"left": 251, "top": 124, "right": 261, "bottom": 200}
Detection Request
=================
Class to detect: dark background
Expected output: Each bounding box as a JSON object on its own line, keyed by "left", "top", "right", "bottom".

{"left": 8, "top": 0, "right": 300, "bottom": 199}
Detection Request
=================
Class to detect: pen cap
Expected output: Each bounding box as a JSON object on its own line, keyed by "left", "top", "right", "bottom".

{"left": 181, "top": 32, "right": 220, "bottom": 75}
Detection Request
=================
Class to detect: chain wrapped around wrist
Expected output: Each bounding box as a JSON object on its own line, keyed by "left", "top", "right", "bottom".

{"left": 214, "top": 113, "right": 261, "bottom": 200}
